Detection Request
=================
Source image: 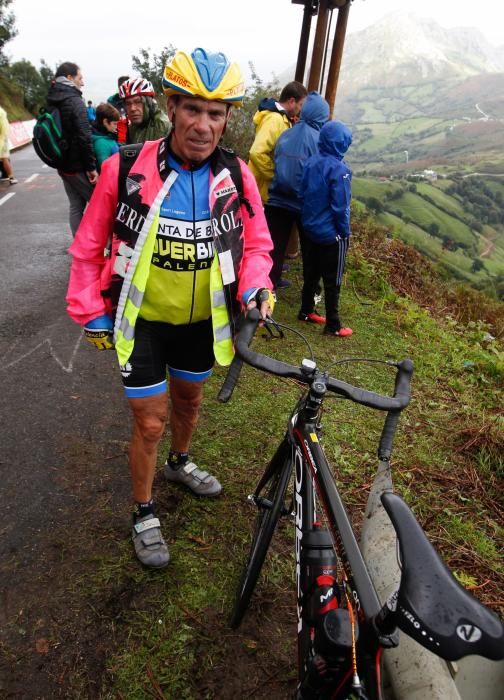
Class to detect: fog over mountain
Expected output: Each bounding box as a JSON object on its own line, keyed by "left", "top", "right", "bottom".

{"left": 337, "top": 11, "right": 504, "bottom": 93}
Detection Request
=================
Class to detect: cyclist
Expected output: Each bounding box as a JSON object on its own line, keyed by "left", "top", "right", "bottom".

{"left": 66, "top": 47, "right": 274, "bottom": 569}
{"left": 118, "top": 76, "right": 170, "bottom": 144}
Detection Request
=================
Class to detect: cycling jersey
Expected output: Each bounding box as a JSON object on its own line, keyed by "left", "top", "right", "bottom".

{"left": 140, "top": 153, "right": 214, "bottom": 325}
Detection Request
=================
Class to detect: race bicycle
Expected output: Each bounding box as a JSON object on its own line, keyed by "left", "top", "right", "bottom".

{"left": 219, "top": 309, "right": 504, "bottom": 699}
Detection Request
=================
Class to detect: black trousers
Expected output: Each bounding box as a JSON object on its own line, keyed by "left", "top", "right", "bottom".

{"left": 300, "top": 237, "right": 349, "bottom": 331}
{"left": 264, "top": 205, "right": 301, "bottom": 289}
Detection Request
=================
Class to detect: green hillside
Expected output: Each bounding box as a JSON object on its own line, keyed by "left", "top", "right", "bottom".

{"left": 352, "top": 175, "right": 504, "bottom": 296}
{"left": 337, "top": 74, "right": 504, "bottom": 170}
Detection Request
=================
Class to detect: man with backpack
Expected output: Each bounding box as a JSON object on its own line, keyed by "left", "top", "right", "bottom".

{"left": 46, "top": 62, "right": 98, "bottom": 235}
{"left": 66, "top": 48, "right": 274, "bottom": 569}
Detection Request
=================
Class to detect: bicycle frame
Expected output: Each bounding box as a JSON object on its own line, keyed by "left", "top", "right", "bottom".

{"left": 290, "top": 387, "right": 392, "bottom": 699}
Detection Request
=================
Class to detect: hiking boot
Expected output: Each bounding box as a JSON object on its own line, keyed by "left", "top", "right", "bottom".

{"left": 298, "top": 311, "right": 326, "bottom": 325}
{"left": 164, "top": 459, "right": 222, "bottom": 497}
{"left": 323, "top": 326, "right": 353, "bottom": 337}
{"left": 132, "top": 515, "right": 170, "bottom": 568}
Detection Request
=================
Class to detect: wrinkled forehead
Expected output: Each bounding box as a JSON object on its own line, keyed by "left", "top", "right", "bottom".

{"left": 125, "top": 96, "right": 144, "bottom": 106}
{"left": 175, "top": 95, "right": 229, "bottom": 114}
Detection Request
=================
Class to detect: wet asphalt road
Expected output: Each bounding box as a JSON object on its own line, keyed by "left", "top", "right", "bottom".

{"left": 0, "top": 147, "right": 129, "bottom": 608}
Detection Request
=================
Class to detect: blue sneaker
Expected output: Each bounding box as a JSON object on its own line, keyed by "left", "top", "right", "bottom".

{"left": 276, "top": 278, "right": 291, "bottom": 289}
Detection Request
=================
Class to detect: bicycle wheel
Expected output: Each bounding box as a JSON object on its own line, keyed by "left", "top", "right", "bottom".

{"left": 230, "top": 453, "right": 293, "bottom": 628}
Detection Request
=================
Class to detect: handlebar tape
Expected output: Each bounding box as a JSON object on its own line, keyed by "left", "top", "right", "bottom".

{"left": 217, "top": 312, "right": 259, "bottom": 403}
{"left": 217, "top": 356, "right": 244, "bottom": 403}
{"left": 378, "top": 359, "right": 414, "bottom": 461}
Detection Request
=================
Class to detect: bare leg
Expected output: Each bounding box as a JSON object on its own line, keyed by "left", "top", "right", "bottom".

{"left": 128, "top": 392, "right": 168, "bottom": 502}
{"left": 169, "top": 376, "right": 205, "bottom": 454}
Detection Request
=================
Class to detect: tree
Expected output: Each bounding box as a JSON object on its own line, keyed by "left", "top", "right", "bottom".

{"left": 471, "top": 259, "right": 485, "bottom": 273}
{"left": 131, "top": 45, "right": 176, "bottom": 99}
{"left": 366, "top": 196, "right": 383, "bottom": 214}
{"left": 223, "top": 63, "right": 279, "bottom": 159}
{"left": 7, "top": 59, "right": 53, "bottom": 113}
{"left": 0, "top": 0, "right": 16, "bottom": 66}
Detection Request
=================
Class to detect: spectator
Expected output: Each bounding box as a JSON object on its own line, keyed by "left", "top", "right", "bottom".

{"left": 0, "top": 104, "right": 18, "bottom": 185}
{"left": 46, "top": 62, "right": 98, "bottom": 235}
{"left": 65, "top": 47, "right": 274, "bottom": 569}
{"left": 248, "top": 80, "right": 307, "bottom": 204}
{"left": 119, "top": 77, "right": 170, "bottom": 144}
{"left": 266, "top": 91, "right": 329, "bottom": 292}
{"left": 300, "top": 121, "right": 353, "bottom": 338}
{"left": 107, "top": 76, "right": 129, "bottom": 117}
{"left": 92, "top": 102, "right": 120, "bottom": 171}
{"left": 86, "top": 100, "right": 97, "bottom": 122}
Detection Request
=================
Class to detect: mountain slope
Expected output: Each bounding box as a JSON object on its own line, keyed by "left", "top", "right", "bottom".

{"left": 338, "top": 11, "right": 504, "bottom": 93}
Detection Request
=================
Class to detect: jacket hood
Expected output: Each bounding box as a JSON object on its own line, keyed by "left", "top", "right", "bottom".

{"left": 257, "top": 97, "right": 285, "bottom": 114}
{"left": 299, "top": 91, "right": 329, "bottom": 131}
{"left": 319, "top": 120, "right": 352, "bottom": 159}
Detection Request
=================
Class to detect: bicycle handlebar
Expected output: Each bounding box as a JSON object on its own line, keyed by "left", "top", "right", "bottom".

{"left": 223, "top": 309, "right": 413, "bottom": 412}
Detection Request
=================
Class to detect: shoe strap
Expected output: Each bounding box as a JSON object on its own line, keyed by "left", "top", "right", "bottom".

{"left": 182, "top": 462, "right": 212, "bottom": 483}
{"left": 181, "top": 462, "right": 197, "bottom": 475}
{"left": 133, "top": 517, "right": 161, "bottom": 534}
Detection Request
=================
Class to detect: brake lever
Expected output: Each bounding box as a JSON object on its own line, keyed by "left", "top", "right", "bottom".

{"left": 262, "top": 317, "right": 284, "bottom": 340}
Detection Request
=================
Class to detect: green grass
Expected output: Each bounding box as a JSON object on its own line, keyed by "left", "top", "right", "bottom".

{"left": 394, "top": 192, "right": 476, "bottom": 247}
{"left": 416, "top": 182, "right": 467, "bottom": 218}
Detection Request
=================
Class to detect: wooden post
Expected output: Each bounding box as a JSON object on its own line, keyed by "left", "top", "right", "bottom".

{"left": 295, "top": 1, "right": 317, "bottom": 83}
{"left": 307, "top": 0, "right": 331, "bottom": 92}
{"left": 324, "top": 0, "right": 351, "bottom": 113}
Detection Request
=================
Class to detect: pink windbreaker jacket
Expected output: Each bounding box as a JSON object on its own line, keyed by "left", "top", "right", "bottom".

{"left": 66, "top": 139, "right": 273, "bottom": 328}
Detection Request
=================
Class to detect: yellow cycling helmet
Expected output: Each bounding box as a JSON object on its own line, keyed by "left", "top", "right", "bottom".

{"left": 163, "top": 48, "right": 245, "bottom": 106}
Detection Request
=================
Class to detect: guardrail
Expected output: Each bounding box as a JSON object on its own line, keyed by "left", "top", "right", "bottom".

{"left": 8, "top": 119, "right": 36, "bottom": 150}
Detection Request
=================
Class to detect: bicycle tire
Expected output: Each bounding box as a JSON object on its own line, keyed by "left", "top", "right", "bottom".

{"left": 230, "top": 455, "right": 293, "bottom": 628}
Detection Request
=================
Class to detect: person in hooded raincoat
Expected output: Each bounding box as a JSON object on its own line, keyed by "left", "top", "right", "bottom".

{"left": 300, "top": 120, "right": 354, "bottom": 338}
{"left": 265, "top": 91, "right": 329, "bottom": 292}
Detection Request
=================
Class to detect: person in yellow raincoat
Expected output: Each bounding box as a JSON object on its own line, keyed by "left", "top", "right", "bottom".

{"left": 248, "top": 81, "right": 307, "bottom": 204}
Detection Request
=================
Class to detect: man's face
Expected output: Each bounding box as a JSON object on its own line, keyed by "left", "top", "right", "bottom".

{"left": 125, "top": 96, "right": 144, "bottom": 125}
{"left": 70, "top": 69, "right": 84, "bottom": 89}
{"left": 284, "top": 96, "right": 305, "bottom": 119}
{"left": 167, "top": 96, "right": 229, "bottom": 163}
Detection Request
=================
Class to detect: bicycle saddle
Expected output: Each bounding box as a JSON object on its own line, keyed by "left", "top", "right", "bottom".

{"left": 381, "top": 491, "right": 504, "bottom": 661}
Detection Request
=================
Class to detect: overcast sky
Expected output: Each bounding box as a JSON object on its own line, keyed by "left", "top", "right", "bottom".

{"left": 7, "top": 0, "right": 503, "bottom": 103}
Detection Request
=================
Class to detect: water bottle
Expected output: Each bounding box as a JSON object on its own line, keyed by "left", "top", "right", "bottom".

{"left": 301, "top": 524, "right": 339, "bottom": 626}
{"left": 299, "top": 525, "right": 339, "bottom": 697}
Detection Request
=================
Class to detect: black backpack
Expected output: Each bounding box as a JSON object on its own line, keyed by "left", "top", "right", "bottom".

{"left": 32, "top": 106, "right": 69, "bottom": 168}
